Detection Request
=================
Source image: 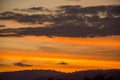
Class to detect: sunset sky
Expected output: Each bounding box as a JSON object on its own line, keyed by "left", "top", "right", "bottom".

{"left": 0, "top": 0, "right": 120, "bottom": 72}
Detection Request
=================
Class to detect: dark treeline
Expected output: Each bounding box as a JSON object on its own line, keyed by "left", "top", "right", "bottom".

{"left": 0, "top": 69, "right": 120, "bottom": 80}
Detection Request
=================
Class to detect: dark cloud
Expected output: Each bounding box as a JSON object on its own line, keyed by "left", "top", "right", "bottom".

{"left": 0, "top": 64, "right": 6, "bottom": 67}
{"left": 0, "top": 11, "right": 52, "bottom": 24}
{"left": 57, "top": 5, "right": 120, "bottom": 16}
{"left": 14, "top": 62, "right": 33, "bottom": 67}
{"left": 17, "top": 14, "right": 52, "bottom": 24}
{"left": 0, "top": 19, "right": 120, "bottom": 37}
{"left": 58, "top": 62, "right": 68, "bottom": 65}
{"left": 57, "top": 5, "right": 82, "bottom": 15}
{"left": 80, "top": 6, "right": 109, "bottom": 14}
{"left": 0, "top": 5, "right": 120, "bottom": 37}
{"left": 0, "top": 25, "right": 6, "bottom": 28}
{"left": 109, "top": 5, "right": 120, "bottom": 16}
{"left": 13, "top": 7, "right": 50, "bottom": 13}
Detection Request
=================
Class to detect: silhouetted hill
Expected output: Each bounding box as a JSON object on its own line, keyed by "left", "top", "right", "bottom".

{"left": 67, "top": 69, "right": 120, "bottom": 80}
{"left": 0, "top": 69, "right": 120, "bottom": 80}
{"left": 35, "top": 69, "right": 120, "bottom": 80}
{"left": 0, "top": 70, "right": 65, "bottom": 80}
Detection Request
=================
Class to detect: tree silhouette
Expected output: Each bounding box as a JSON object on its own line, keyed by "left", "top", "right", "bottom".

{"left": 48, "top": 77, "right": 54, "bottom": 80}
{"left": 84, "top": 73, "right": 114, "bottom": 80}
{"left": 57, "top": 79, "right": 62, "bottom": 80}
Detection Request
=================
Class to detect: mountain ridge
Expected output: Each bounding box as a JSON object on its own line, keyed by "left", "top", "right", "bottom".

{"left": 0, "top": 69, "right": 120, "bottom": 80}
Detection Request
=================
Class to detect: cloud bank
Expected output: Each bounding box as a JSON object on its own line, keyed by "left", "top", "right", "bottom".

{"left": 0, "top": 5, "right": 120, "bottom": 37}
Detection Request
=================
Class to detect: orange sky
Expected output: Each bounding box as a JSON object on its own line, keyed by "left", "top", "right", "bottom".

{"left": 0, "top": 0, "right": 120, "bottom": 73}
{"left": 0, "top": 36, "right": 120, "bottom": 72}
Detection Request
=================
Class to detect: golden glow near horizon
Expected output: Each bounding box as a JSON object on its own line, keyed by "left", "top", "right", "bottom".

{"left": 0, "top": 36, "right": 120, "bottom": 72}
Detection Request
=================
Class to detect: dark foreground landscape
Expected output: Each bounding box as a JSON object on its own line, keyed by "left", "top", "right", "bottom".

{"left": 0, "top": 69, "right": 120, "bottom": 80}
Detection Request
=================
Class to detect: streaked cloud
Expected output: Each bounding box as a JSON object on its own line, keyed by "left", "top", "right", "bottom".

{"left": 58, "top": 62, "right": 68, "bottom": 65}
{"left": 14, "top": 61, "right": 33, "bottom": 67}
{"left": 0, "top": 25, "right": 6, "bottom": 28}
{"left": 0, "top": 11, "right": 52, "bottom": 24}
{"left": 0, "top": 64, "right": 6, "bottom": 67}
{"left": 13, "top": 7, "right": 50, "bottom": 13}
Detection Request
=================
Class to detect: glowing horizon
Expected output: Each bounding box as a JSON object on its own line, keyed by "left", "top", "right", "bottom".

{"left": 0, "top": 36, "right": 120, "bottom": 72}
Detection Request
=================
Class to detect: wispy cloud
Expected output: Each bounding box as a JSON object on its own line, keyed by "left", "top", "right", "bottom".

{"left": 0, "top": 64, "right": 6, "bottom": 67}
{"left": 0, "top": 25, "right": 6, "bottom": 28}
{"left": 13, "top": 7, "right": 50, "bottom": 13}
{"left": 0, "top": 11, "right": 52, "bottom": 24}
{"left": 58, "top": 62, "right": 68, "bottom": 65}
{"left": 14, "top": 61, "right": 33, "bottom": 67}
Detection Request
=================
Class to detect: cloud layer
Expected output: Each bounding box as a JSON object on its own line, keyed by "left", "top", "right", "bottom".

{"left": 0, "top": 5, "right": 120, "bottom": 37}
{"left": 13, "top": 7, "right": 50, "bottom": 13}
{"left": 14, "top": 61, "right": 33, "bottom": 67}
